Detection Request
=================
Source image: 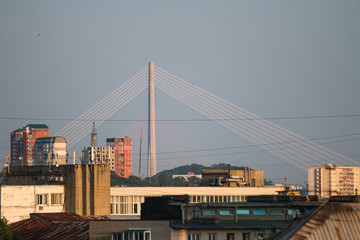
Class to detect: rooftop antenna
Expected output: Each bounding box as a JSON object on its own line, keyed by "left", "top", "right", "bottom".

{"left": 139, "top": 128, "right": 143, "bottom": 179}
{"left": 91, "top": 122, "right": 97, "bottom": 147}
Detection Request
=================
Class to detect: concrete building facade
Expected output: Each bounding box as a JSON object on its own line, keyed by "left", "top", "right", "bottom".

{"left": 10, "top": 124, "right": 49, "bottom": 166}
{"left": 0, "top": 185, "right": 64, "bottom": 223}
{"left": 82, "top": 146, "right": 114, "bottom": 170}
{"left": 308, "top": 164, "right": 360, "bottom": 198}
{"left": 2, "top": 164, "right": 284, "bottom": 223}
{"left": 109, "top": 186, "right": 284, "bottom": 217}
{"left": 34, "top": 136, "right": 67, "bottom": 166}
{"left": 4, "top": 164, "right": 110, "bottom": 222}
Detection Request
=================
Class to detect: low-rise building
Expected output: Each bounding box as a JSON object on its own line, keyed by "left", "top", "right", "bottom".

{"left": 0, "top": 185, "right": 64, "bottom": 223}
{"left": 202, "top": 169, "right": 264, "bottom": 187}
{"left": 172, "top": 172, "right": 202, "bottom": 180}
{"left": 2, "top": 164, "right": 284, "bottom": 223}
{"left": 109, "top": 185, "right": 285, "bottom": 217}
{"left": 3, "top": 164, "right": 110, "bottom": 223}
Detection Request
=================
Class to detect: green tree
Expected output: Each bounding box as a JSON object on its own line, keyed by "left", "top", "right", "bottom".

{"left": 172, "top": 177, "right": 186, "bottom": 186}
{"left": 0, "top": 217, "right": 21, "bottom": 240}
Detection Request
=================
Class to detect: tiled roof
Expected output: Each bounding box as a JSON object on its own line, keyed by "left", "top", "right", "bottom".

{"left": 10, "top": 219, "right": 89, "bottom": 240}
{"left": 10, "top": 212, "right": 112, "bottom": 240}
{"left": 270, "top": 202, "right": 360, "bottom": 240}
{"left": 30, "top": 212, "right": 93, "bottom": 222}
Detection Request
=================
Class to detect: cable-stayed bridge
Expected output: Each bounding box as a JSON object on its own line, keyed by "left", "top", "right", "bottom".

{"left": 55, "top": 62, "right": 359, "bottom": 185}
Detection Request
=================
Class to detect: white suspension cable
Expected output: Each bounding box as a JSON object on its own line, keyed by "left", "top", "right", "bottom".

{"left": 65, "top": 77, "right": 147, "bottom": 146}
{"left": 156, "top": 66, "right": 358, "bottom": 166}
{"left": 56, "top": 67, "right": 147, "bottom": 137}
{"left": 67, "top": 79, "right": 147, "bottom": 148}
{"left": 155, "top": 71, "right": 322, "bottom": 167}
{"left": 156, "top": 77, "right": 308, "bottom": 170}
{"left": 155, "top": 67, "right": 358, "bottom": 166}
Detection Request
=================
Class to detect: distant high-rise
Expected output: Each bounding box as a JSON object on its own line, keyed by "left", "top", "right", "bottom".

{"left": 34, "top": 136, "right": 67, "bottom": 166}
{"left": 308, "top": 164, "right": 360, "bottom": 198}
{"left": 82, "top": 137, "right": 132, "bottom": 178}
{"left": 10, "top": 124, "right": 49, "bottom": 166}
{"left": 107, "top": 137, "right": 132, "bottom": 178}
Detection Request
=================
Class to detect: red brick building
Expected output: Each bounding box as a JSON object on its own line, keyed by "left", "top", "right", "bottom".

{"left": 10, "top": 124, "right": 49, "bottom": 166}
{"left": 106, "top": 137, "right": 132, "bottom": 178}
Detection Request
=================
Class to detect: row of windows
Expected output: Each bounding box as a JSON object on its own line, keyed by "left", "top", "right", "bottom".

{"left": 191, "top": 195, "right": 246, "bottom": 203}
{"left": 114, "top": 231, "right": 150, "bottom": 240}
{"left": 110, "top": 203, "right": 139, "bottom": 215}
{"left": 188, "top": 233, "right": 240, "bottom": 240}
{"left": 111, "top": 196, "right": 144, "bottom": 203}
{"left": 36, "top": 193, "right": 63, "bottom": 206}
{"left": 202, "top": 209, "right": 300, "bottom": 216}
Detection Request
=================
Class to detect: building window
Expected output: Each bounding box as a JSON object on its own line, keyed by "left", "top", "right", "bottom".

{"left": 219, "top": 210, "right": 234, "bottom": 215}
{"left": 236, "top": 209, "right": 250, "bottom": 215}
{"left": 242, "top": 233, "right": 250, "bottom": 240}
{"left": 36, "top": 194, "right": 48, "bottom": 205}
{"left": 114, "top": 229, "right": 151, "bottom": 240}
{"left": 253, "top": 209, "right": 267, "bottom": 215}
{"left": 227, "top": 233, "right": 235, "bottom": 240}
{"left": 202, "top": 210, "right": 215, "bottom": 216}
{"left": 51, "top": 193, "right": 62, "bottom": 205}
{"left": 209, "top": 233, "right": 217, "bottom": 240}
{"left": 270, "top": 209, "right": 283, "bottom": 215}
{"left": 110, "top": 196, "right": 143, "bottom": 215}
{"left": 188, "top": 234, "right": 200, "bottom": 240}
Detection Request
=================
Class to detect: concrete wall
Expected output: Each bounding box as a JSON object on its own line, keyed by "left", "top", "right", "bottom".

{"left": 65, "top": 164, "right": 110, "bottom": 216}
{"left": 0, "top": 185, "right": 64, "bottom": 223}
{"left": 6, "top": 164, "right": 111, "bottom": 216}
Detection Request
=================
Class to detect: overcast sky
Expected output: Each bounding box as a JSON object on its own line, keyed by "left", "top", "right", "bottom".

{"left": 0, "top": 1, "right": 359, "bottom": 184}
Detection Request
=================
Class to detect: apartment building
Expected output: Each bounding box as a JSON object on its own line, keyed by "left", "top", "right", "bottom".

{"left": 308, "top": 164, "right": 360, "bottom": 198}
{"left": 34, "top": 136, "right": 67, "bottom": 165}
{"left": 82, "top": 137, "right": 132, "bottom": 178}
{"left": 10, "top": 124, "right": 49, "bottom": 166}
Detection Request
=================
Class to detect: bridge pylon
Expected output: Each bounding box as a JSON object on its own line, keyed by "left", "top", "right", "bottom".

{"left": 147, "top": 61, "right": 157, "bottom": 178}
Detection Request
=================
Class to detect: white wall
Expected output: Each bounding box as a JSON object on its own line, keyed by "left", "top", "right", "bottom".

{"left": 0, "top": 185, "right": 64, "bottom": 223}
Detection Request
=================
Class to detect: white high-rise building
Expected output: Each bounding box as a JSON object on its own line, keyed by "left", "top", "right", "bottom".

{"left": 308, "top": 164, "right": 360, "bottom": 198}
{"left": 34, "top": 136, "right": 67, "bottom": 166}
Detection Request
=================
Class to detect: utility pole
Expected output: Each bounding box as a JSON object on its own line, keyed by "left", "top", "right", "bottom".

{"left": 6, "top": 153, "right": 10, "bottom": 173}
{"left": 91, "top": 122, "right": 97, "bottom": 147}
{"left": 139, "top": 128, "right": 143, "bottom": 179}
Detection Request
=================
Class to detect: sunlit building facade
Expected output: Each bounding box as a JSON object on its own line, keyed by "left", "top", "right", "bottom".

{"left": 308, "top": 164, "right": 360, "bottom": 198}
{"left": 10, "top": 124, "right": 49, "bottom": 166}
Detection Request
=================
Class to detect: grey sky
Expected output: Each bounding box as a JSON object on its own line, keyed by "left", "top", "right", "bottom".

{"left": 0, "top": 1, "right": 359, "bottom": 184}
